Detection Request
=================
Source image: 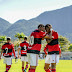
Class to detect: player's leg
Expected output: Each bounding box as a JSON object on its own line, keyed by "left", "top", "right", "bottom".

{"left": 22, "top": 61, "right": 24, "bottom": 72}
{"left": 5, "top": 57, "right": 12, "bottom": 72}
{"left": 21, "top": 57, "right": 24, "bottom": 72}
{"left": 44, "top": 63, "right": 51, "bottom": 72}
{"left": 50, "top": 54, "right": 59, "bottom": 72}
{"left": 25, "top": 62, "right": 28, "bottom": 70}
{"left": 44, "top": 55, "right": 51, "bottom": 72}
{"left": 24, "top": 56, "right": 28, "bottom": 70}
{"left": 5, "top": 64, "right": 11, "bottom": 72}
{"left": 28, "top": 53, "right": 38, "bottom": 72}
{"left": 51, "top": 63, "right": 56, "bottom": 72}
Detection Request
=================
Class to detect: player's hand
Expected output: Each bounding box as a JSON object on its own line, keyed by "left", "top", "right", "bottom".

{"left": 14, "top": 56, "right": 16, "bottom": 59}
{"left": 18, "top": 55, "right": 20, "bottom": 58}
{"left": 46, "top": 53, "right": 48, "bottom": 56}
{"left": 0, "top": 56, "right": 1, "bottom": 60}
{"left": 15, "top": 56, "right": 17, "bottom": 59}
{"left": 59, "top": 54, "right": 61, "bottom": 58}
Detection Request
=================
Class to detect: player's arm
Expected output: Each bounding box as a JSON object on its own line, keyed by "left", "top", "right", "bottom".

{"left": 12, "top": 44, "right": 16, "bottom": 58}
{"left": 0, "top": 49, "right": 3, "bottom": 60}
{"left": 44, "top": 44, "right": 48, "bottom": 55}
{"left": 18, "top": 45, "right": 21, "bottom": 58}
{"left": 59, "top": 47, "right": 61, "bottom": 58}
{"left": 42, "top": 34, "right": 54, "bottom": 40}
{"left": 46, "top": 39, "right": 53, "bottom": 43}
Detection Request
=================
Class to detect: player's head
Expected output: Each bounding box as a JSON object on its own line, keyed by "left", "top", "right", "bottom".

{"left": 24, "top": 36, "right": 27, "bottom": 41}
{"left": 38, "top": 24, "right": 45, "bottom": 31}
{"left": 7, "top": 37, "right": 11, "bottom": 42}
{"left": 45, "top": 24, "right": 52, "bottom": 32}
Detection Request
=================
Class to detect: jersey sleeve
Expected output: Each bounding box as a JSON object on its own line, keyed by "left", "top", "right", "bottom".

{"left": 52, "top": 32, "right": 58, "bottom": 39}
{"left": 59, "top": 47, "right": 61, "bottom": 54}
{"left": 12, "top": 44, "right": 16, "bottom": 57}
{"left": 40, "top": 31, "right": 46, "bottom": 38}
{"left": 27, "top": 43, "right": 29, "bottom": 47}
{"left": 11, "top": 44, "right": 14, "bottom": 49}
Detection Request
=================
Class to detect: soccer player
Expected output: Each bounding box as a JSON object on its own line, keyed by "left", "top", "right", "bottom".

{"left": 0, "top": 37, "right": 16, "bottom": 72}
{"left": 27, "top": 24, "right": 53, "bottom": 72}
{"left": 44, "top": 24, "right": 60, "bottom": 72}
{"left": 18, "top": 37, "right": 29, "bottom": 72}
{"left": 44, "top": 44, "right": 61, "bottom": 72}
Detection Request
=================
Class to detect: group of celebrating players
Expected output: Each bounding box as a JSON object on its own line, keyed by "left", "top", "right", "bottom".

{"left": 0, "top": 24, "right": 61, "bottom": 72}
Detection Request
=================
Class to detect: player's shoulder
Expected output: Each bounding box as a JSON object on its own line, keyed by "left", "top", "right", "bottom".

{"left": 20, "top": 42, "right": 23, "bottom": 45}
{"left": 53, "top": 30, "right": 58, "bottom": 34}
{"left": 33, "top": 29, "right": 40, "bottom": 32}
{"left": 10, "top": 43, "right": 14, "bottom": 46}
{"left": 3, "top": 42, "right": 12, "bottom": 45}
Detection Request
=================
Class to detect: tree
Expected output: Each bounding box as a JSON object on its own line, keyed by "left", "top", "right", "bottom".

{"left": 0, "top": 36, "right": 6, "bottom": 52}
{"left": 14, "top": 32, "right": 26, "bottom": 50}
{"left": 15, "top": 32, "right": 25, "bottom": 41}
{"left": 68, "top": 44, "right": 72, "bottom": 52}
{"left": 58, "top": 35, "right": 70, "bottom": 51}
{"left": 0, "top": 36, "right": 6, "bottom": 42}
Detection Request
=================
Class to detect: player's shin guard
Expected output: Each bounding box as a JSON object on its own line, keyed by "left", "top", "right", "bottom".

{"left": 51, "top": 69, "right": 56, "bottom": 72}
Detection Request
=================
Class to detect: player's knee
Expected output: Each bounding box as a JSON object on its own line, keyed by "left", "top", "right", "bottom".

{"left": 26, "top": 62, "right": 28, "bottom": 64}
{"left": 51, "top": 63, "right": 56, "bottom": 69}
{"left": 44, "top": 66, "right": 48, "bottom": 70}
{"left": 44, "top": 64, "right": 49, "bottom": 70}
{"left": 31, "top": 66, "right": 36, "bottom": 69}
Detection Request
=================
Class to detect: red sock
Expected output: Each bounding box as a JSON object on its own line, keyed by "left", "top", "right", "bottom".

{"left": 8, "top": 65, "right": 11, "bottom": 71}
{"left": 51, "top": 69, "right": 56, "bottom": 72}
{"left": 45, "top": 69, "right": 51, "bottom": 72}
{"left": 22, "top": 67, "right": 24, "bottom": 70}
{"left": 26, "top": 64, "right": 28, "bottom": 69}
{"left": 6, "top": 65, "right": 9, "bottom": 72}
{"left": 28, "top": 68, "right": 35, "bottom": 72}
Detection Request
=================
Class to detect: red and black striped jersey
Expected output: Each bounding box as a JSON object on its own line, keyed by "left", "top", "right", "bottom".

{"left": 44, "top": 44, "right": 61, "bottom": 55}
{"left": 1, "top": 42, "right": 15, "bottom": 57}
{"left": 19, "top": 41, "right": 29, "bottom": 56}
{"left": 27, "top": 29, "right": 46, "bottom": 54}
{"left": 45, "top": 30, "right": 60, "bottom": 54}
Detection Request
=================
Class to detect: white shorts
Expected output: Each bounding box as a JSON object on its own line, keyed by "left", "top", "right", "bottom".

{"left": 45, "top": 54, "right": 59, "bottom": 64}
{"left": 21, "top": 56, "right": 28, "bottom": 62}
{"left": 27, "top": 53, "right": 38, "bottom": 66}
{"left": 4, "top": 57, "right": 12, "bottom": 65}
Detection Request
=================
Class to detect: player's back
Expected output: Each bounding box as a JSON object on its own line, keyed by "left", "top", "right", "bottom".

{"left": 20, "top": 41, "right": 29, "bottom": 56}
{"left": 2, "top": 43, "right": 13, "bottom": 57}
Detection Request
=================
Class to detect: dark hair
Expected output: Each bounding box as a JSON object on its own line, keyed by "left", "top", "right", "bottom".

{"left": 24, "top": 37, "right": 27, "bottom": 40}
{"left": 38, "top": 24, "right": 44, "bottom": 28}
{"left": 7, "top": 37, "right": 11, "bottom": 40}
{"left": 45, "top": 24, "right": 51, "bottom": 29}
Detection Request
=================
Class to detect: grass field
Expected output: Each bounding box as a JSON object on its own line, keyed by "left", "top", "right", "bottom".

{"left": 0, "top": 59, "right": 72, "bottom": 72}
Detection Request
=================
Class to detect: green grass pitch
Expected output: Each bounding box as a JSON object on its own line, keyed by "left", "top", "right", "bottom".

{"left": 0, "top": 59, "right": 72, "bottom": 72}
